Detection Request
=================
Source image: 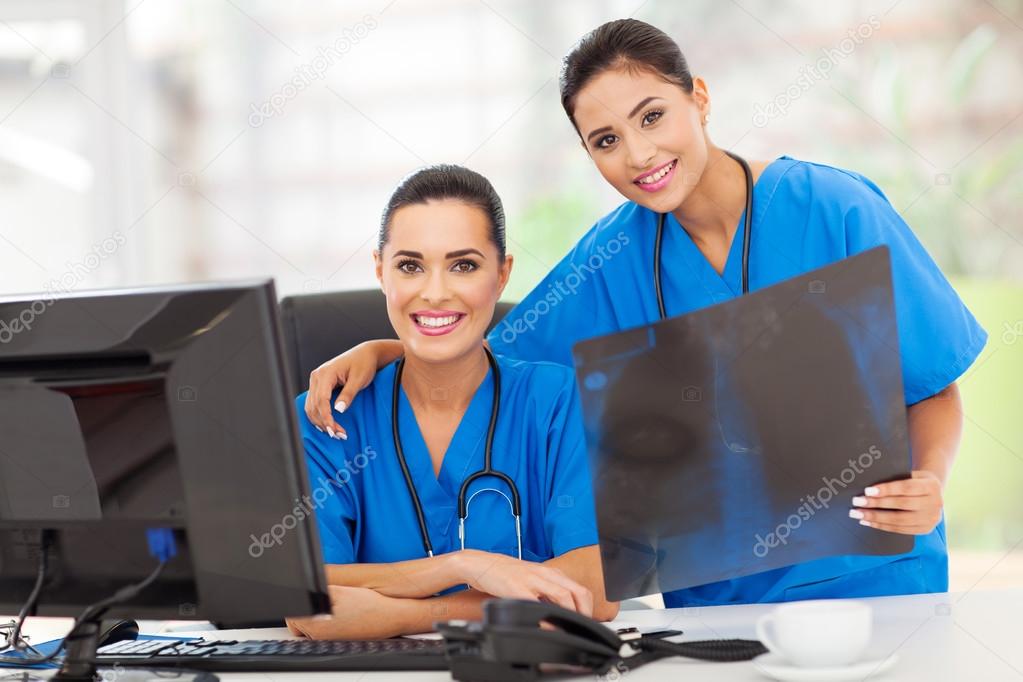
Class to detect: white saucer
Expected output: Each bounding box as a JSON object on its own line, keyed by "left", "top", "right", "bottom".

{"left": 753, "top": 652, "right": 899, "bottom": 681}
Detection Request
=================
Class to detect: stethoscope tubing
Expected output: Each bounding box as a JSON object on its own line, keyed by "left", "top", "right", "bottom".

{"left": 654, "top": 151, "right": 754, "bottom": 320}
{"left": 392, "top": 345, "right": 522, "bottom": 559}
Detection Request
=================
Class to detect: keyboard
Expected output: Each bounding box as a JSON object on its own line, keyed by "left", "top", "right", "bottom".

{"left": 94, "top": 637, "right": 449, "bottom": 672}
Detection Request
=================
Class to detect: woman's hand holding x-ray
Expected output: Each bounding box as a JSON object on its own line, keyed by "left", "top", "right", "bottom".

{"left": 850, "top": 470, "right": 944, "bottom": 535}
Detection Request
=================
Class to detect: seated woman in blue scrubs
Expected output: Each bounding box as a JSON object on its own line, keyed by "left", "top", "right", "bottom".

{"left": 302, "top": 20, "right": 986, "bottom": 607}
{"left": 287, "top": 165, "right": 617, "bottom": 639}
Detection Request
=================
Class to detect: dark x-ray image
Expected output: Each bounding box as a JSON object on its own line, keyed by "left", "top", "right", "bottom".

{"left": 572, "top": 247, "right": 914, "bottom": 600}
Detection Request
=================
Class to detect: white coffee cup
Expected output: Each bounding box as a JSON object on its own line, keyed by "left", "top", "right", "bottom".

{"left": 755, "top": 600, "right": 872, "bottom": 667}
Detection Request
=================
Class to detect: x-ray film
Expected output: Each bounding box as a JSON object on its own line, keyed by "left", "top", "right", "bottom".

{"left": 572, "top": 246, "right": 914, "bottom": 600}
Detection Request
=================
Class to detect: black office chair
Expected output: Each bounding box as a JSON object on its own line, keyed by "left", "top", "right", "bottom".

{"left": 279, "top": 289, "right": 516, "bottom": 393}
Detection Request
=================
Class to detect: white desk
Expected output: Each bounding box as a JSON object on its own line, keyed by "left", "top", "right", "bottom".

{"left": 9, "top": 588, "right": 1023, "bottom": 681}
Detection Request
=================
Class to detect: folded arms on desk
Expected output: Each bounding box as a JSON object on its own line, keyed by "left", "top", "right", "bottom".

{"left": 287, "top": 546, "right": 618, "bottom": 639}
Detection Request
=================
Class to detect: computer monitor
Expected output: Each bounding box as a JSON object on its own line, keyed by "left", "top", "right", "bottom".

{"left": 0, "top": 280, "right": 330, "bottom": 629}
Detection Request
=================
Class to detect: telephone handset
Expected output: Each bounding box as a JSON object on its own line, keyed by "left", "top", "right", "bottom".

{"left": 436, "top": 599, "right": 766, "bottom": 681}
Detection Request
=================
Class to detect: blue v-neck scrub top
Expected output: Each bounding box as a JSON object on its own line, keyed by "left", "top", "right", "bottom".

{"left": 487, "top": 156, "right": 988, "bottom": 606}
{"left": 296, "top": 356, "right": 598, "bottom": 567}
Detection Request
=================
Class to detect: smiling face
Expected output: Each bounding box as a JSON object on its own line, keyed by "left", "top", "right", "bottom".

{"left": 375, "top": 199, "right": 513, "bottom": 365}
{"left": 572, "top": 66, "right": 710, "bottom": 214}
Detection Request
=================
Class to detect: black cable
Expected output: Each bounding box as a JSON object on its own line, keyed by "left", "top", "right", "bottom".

{"left": 637, "top": 634, "right": 767, "bottom": 663}
{"left": 0, "top": 560, "right": 167, "bottom": 666}
{"left": 3, "top": 532, "right": 54, "bottom": 656}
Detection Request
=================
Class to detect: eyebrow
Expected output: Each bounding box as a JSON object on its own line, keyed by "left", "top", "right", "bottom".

{"left": 585, "top": 96, "right": 665, "bottom": 143}
{"left": 628, "top": 96, "right": 662, "bottom": 120}
{"left": 392, "top": 248, "right": 486, "bottom": 259}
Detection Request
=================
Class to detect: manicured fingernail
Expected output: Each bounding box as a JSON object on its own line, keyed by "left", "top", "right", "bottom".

{"left": 327, "top": 427, "right": 336, "bottom": 439}
{"left": 865, "top": 486, "right": 881, "bottom": 496}
{"left": 335, "top": 400, "right": 347, "bottom": 414}
{"left": 315, "top": 426, "right": 324, "bottom": 433}
{"left": 849, "top": 509, "right": 864, "bottom": 520}
{"left": 852, "top": 496, "right": 867, "bottom": 507}
{"left": 338, "top": 431, "right": 348, "bottom": 441}
{"left": 859, "top": 520, "right": 872, "bottom": 527}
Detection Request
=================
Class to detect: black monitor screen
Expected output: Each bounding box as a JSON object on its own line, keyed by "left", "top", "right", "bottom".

{"left": 0, "top": 375, "right": 184, "bottom": 523}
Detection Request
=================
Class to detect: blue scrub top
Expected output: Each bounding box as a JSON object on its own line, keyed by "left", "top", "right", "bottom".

{"left": 488, "top": 156, "right": 987, "bottom": 606}
{"left": 295, "top": 355, "right": 598, "bottom": 567}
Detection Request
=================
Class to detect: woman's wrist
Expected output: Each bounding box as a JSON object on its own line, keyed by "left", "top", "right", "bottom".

{"left": 448, "top": 549, "right": 484, "bottom": 587}
{"left": 365, "top": 339, "right": 405, "bottom": 368}
{"left": 384, "top": 592, "right": 447, "bottom": 637}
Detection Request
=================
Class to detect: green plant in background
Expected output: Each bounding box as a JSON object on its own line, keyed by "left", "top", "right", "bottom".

{"left": 504, "top": 187, "right": 602, "bottom": 301}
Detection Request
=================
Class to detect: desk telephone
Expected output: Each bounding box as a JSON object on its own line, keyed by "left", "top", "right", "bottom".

{"left": 437, "top": 599, "right": 766, "bottom": 681}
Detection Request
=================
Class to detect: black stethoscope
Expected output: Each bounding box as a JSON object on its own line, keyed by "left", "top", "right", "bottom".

{"left": 653, "top": 151, "right": 754, "bottom": 319}
{"left": 391, "top": 346, "right": 523, "bottom": 559}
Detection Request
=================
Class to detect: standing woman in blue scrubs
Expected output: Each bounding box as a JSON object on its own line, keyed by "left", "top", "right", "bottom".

{"left": 288, "top": 165, "right": 617, "bottom": 639}
{"left": 303, "top": 21, "right": 986, "bottom": 607}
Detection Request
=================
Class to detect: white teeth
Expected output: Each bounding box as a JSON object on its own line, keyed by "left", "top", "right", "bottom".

{"left": 416, "top": 314, "right": 460, "bottom": 328}
{"left": 639, "top": 160, "right": 675, "bottom": 184}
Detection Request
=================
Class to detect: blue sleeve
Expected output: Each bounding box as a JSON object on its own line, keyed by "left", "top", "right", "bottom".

{"left": 295, "top": 394, "right": 358, "bottom": 564}
{"left": 843, "top": 175, "right": 988, "bottom": 405}
{"left": 488, "top": 228, "right": 608, "bottom": 367}
{"left": 541, "top": 368, "right": 600, "bottom": 555}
